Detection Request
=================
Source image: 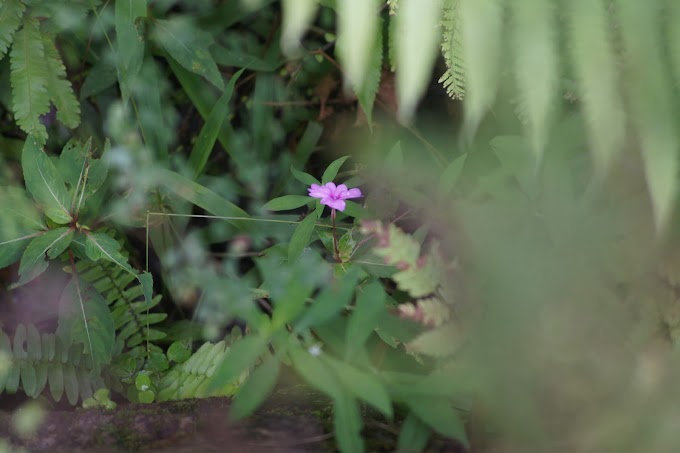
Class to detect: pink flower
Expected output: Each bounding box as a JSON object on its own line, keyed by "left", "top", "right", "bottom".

{"left": 308, "top": 182, "right": 362, "bottom": 212}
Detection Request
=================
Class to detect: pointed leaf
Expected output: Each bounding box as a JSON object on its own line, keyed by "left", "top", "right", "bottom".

{"left": 345, "top": 281, "right": 386, "bottom": 358}
{"left": 43, "top": 33, "right": 80, "bottom": 128}
{"left": 281, "top": 0, "right": 318, "bottom": 55}
{"left": 12, "top": 227, "right": 73, "bottom": 287}
{"left": 263, "top": 195, "right": 313, "bottom": 211}
{"left": 209, "top": 335, "right": 268, "bottom": 392}
{"left": 0, "top": 0, "right": 25, "bottom": 60}
{"left": 288, "top": 213, "right": 317, "bottom": 262}
{"left": 397, "top": 412, "right": 432, "bottom": 453}
{"left": 438, "top": 153, "right": 467, "bottom": 195}
{"left": 152, "top": 17, "right": 224, "bottom": 90}
{"left": 404, "top": 397, "right": 469, "bottom": 448}
{"left": 229, "top": 356, "right": 280, "bottom": 420}
{"left": 22, "top": 135, "right": 71, "bottom": 223}
{"left": 324, "top": 356, "right": 392, "bottom": 418}
{"left": 322, "top": 156, "right": 350, "bottom": 184}
{"left": 291, "top": 166, "right": 320, "bottom": 186}
{"left": 334, "top": 393, "right": 364, "bottom": 453}
{"left": 115, "top": 0, "right": 147, "bottom": 104}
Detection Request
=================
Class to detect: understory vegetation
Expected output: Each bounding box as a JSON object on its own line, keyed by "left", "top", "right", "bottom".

{"left": 2, "top": 1, "right": 680, "bottom": 452}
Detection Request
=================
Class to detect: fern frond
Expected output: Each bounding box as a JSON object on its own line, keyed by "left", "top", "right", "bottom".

{"left": 0, "top": 324, "right": 104, "bottom": 404}
{"left": 10, "top": 17, "right": 50, "bottom": 143}
{"left": 438, "top": 0, "right": 465, "bottom": 100}
{"left": 0, "top": 0, "right": 25, "bottom": 60}
{"left": 156, "top": 341, "right": 244, "bottom": 401}
{"left": 42, "top": 33, "right": 80, "bottom": 128}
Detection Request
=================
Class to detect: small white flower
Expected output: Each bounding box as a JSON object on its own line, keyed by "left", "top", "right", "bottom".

{"left": 308, "top": 344, "right": 322, "bottom": 357}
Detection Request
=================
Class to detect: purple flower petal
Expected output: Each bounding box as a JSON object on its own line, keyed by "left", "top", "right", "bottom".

{"left": 345, "top": 188, "right": 362, "bottom": 199}
{"left": 307, "top": 181, "right": 361, "bottom": 212}
{"left": 325, "top": 199, "right": 346, "bottom": 211}
{"left": 336, "top": 184, "right": 348, "bottom": 193}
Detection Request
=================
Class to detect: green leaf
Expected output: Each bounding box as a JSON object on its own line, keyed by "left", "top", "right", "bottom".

{"left": 115, "top": 0, "right": 147, "bottom": 104}
{"left": 395, "top": 0, "right": 440, "bottom": 123}
{"left": 21, "top": 136, "right": 72, "bottom": 224}
{"left": 56, "top": 277, "right": 116, "bottom": 370}
{"left": 404, "top": 397, "right": 469, "bottom": 448}
{"left": 397, "top": 412, "right": 432, "bottom": 453}
{"left": 12, "top": 227, "right": 73, "bottom": 288}
{"left": 324, "top": 356, "right": 392, "bottom": 418}
{"left": 188, "top": 68, "right": 244, "bottom": 179}
{"left": 209, "top": 335, "right": 268, "bottom": 392}
{"left": 262, "top": 195, "right": 313, "bottom": 211}
{"left": 438, "top": 153, "right": 467, "bottom": 195}
{"left": 156, "top": 169, "right": 250, "bottom": 229}
{"left": 84, "top": 232, "right": 130, "bottom": 270}
{"left": 10, "top": 18, "right": 50, "bottom": 143}
{"left": 281, "top": 0, "right": 318, "bottom": 55}
{"left": 153, "top": 17, "right": 224, "bottom": 90}
{"left": 322, "top": 156, "right": 350, "bottom": 184}
{"left": 290, "top": 166, "right": 320, "bottom": 186}
{"left": 333, "top": 393, "right": 364, "bottom": 453}
{"left": 341, "top": 201, "right": 368, "bottom": 219}
{"left": 288, "top": 213, "right": 317, "bottom": 263}
{"left": 356, "top": 22, "right": 382, "bottom": 127}
{"left": 288, "top": 346, "right": 343, "bottom": 400}
{"left": 229, "top": 356, "right": 280, "bottom": 420}
{"left": 42, "top": 33, "right": 80, "bottom": 128}
{"left": 295, "top": 266, "right": 361, "bottom": 332}
{"left": 293, "top": 121, "right": 323, "bottom": 169}
{"left": 1, "top": 187, "right": 45, "bottom": 232}
{"left": 0, "top": 0, "right": 25, "bottom": 60}
{"left": 167, "top": 340, "right": 192, "bottom": 363}
{"left": 407, "top": 325, "right": 463, "bottom": 358}
{"left": 345, "top": 281, "right": 387, "bottom": 358}
{"left": 58, "top": 138, "right": 108, "bottom": 204}
{"left": 0, "top": 233, "right": 36, "bottom": 269}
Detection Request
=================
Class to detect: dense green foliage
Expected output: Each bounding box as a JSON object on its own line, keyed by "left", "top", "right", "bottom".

{"left": 1, "top": 1, "right": 680, "bottom": 452}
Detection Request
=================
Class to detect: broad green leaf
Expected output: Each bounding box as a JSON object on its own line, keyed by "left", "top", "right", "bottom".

{"left": 288, "top": 346, "right": 343, "bottom": 400}
{"left": 84, "top": 232, "right": 130, "bottom": 270}
{"left": 336, "top": 0, "right": 380, "bottom": 94}
{"left": 288, "top": 213, "right": 317, "bottom": 262}
{"left": 188, "top": 68, "right": 245, "bottom": 180}
{"left": 395, "top": 0, "right": 441, "bottom": 123}
{"left": 438, "top": 153, "right": 467, "bottom": 195}
{"left": 229, "top": 356, "right": 280, "bottom": 420}
{"left": 567, "top": 0, "right": 625, "bottom": 176}
{"left": 341, "top": 201, "right": 368, "bottom": 219}
{"left": 12, "top": 227, "right": 73, "bottom": 288}
{"left": 345, "top": 281, "right": 386, "bottom": 358}
{"left": 322, "top": 156, "right": 350, "bottom": 184}
{"left": 43, "top": 33, "right": 80, "bottom": 128}
{"left": 281, "top": 0, "right": 318, "bottom": 55}
{"left": 0, "top": 233, "right": 36, "bottom": 269}
{"left": 295, "top": 266, "right": 360, "bottom": 331}
{"left": 404, "top": 397, "right": 469, "bottom": 448}
{"left": 21, "top": 136, "right": 71, "bottom": 224}
{"left": 167, "top": 340, "right": 191, "bottom": 363}
{"left": 263, "top": 195, "right": 313, "bottom": 211}
{"left": 58, "top": 138, "right": 108, "bottom": 206}
{"left": 324, "top": 356, "right": 392, "bottom": 417}
{"left": 333, "top": 393, "right": 364, "bottom": 453}
{"left": 209, "top": 335, "right": 268, "bottom": 392}
{"left": 459, "top": 0, "right": 503, "bottom": 135}
{"left": 10, "top": 18, "right": 50, "bottom": 143}
{"left": 56, "top": 277, "right": 115, "bottom": 370}
{"left": 397, "top": 412, "right": 432, "bottom": 453}
{"left": 115, "top": 0, "right": 147, "bottom": 104}
{"left": 153, "top": 18, "right": 224, "bottom": 90}
{"left": 0, "top": 0, "right": 25, "bottom": 59}
{"left": 1, "top": 186, "right": 45, "bottom": 232}
{"left": 290, "top": 166, "right": 320, "bottom": 186}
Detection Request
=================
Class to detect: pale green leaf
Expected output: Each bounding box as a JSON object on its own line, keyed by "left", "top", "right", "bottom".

{"left": 336, "top": 0, "right": 380, "bottom": 92}
{"left": 356, "top": 22, "right": 382, "bottom": 127}
{"left": 438, "top": 153, "right": 467, "bottom": 195}
{"left": 395, "top": 0, "right": 441, "bottom": 123}
{"left": 209, "top": 335, "right": 268, "bottom": 392}
{"left": 229, "top": 356, "right": 280, "bottom": 420}
{"left": 288, "top": 346, "right": 343, "bottom": 400}
{"left": 281, "top": 0, "right": 318, "bottom": 56}
{"left": 322, "top": 156, "right": 350, "bottom": 184}
{"left": 152, "top": 17, "right": 224, "bottom": 90}
{"left": 333, "top": 393, "right": 364, "bottom": 453}
{"left": 295, "top": 266, "right": 360, "bottom": 331}
{"left": 397, "top": 412, "right": 431, "bottom": 453}
{"left": 324, "top": 356, "right": 392, "bottom": 418}
{"left": 10, "top": 18, "right": 50, "bottom": 143}
{"left": 115, "top": 0, "right": 147, "bottom": 104}
{"left": 345, "top": 281, "right": 387, "bottom": 358}
{"left": 404, "top": 397, "right": 468, "bottom": 448}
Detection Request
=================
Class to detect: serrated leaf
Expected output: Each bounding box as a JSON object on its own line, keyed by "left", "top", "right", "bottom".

{"left": 21, "top": 135, "right": 72, "bottom": 223}
{"left": 356, "top": 22, "right": 382, "bottom": 126}
{"left": 0, "top": 0, "right": 25, "bottom": 59}
{"left": 322, "top": 156, "right": 350, "bottom": 184}
{"left": 291, "top": 166, "right": 320, "bottom": 186}
{"left": 10, "top": 18, "right": 50, "bottom": 143}
{"left": 115, "top": 0, "right": 147, "bottom": 104}
{"left": 152, "top": 18, "right": 224, "bottom": 90}
{"left": 263, "top": 195, "right": 313, "bottom": 211}
{"left": 12, "top": 227, "right": 73, "bottom": 288}
{"left": 229, "top": 356, "right": 280, "bottom": 420}
{"left": 395, "top": 0, "right": 440, "bottom": 123}
{"left": 288, "top": 213, "right": 317, "bottom": 263}
{"left": 281, "top": 0, "right": 318, "bottom": 55}
{"left": 57, "top": 277, "right": 115, "bottom": 370}
{"left": 42, "top": 33, "right": 80, "bottom": 128}
{"left": 188, "top": 68, "right": 244, "bottom": 179}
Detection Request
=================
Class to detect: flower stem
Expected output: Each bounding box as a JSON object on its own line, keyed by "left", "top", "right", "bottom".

{"left": 331, "top": 208, "right": 339, "bottom": 261}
